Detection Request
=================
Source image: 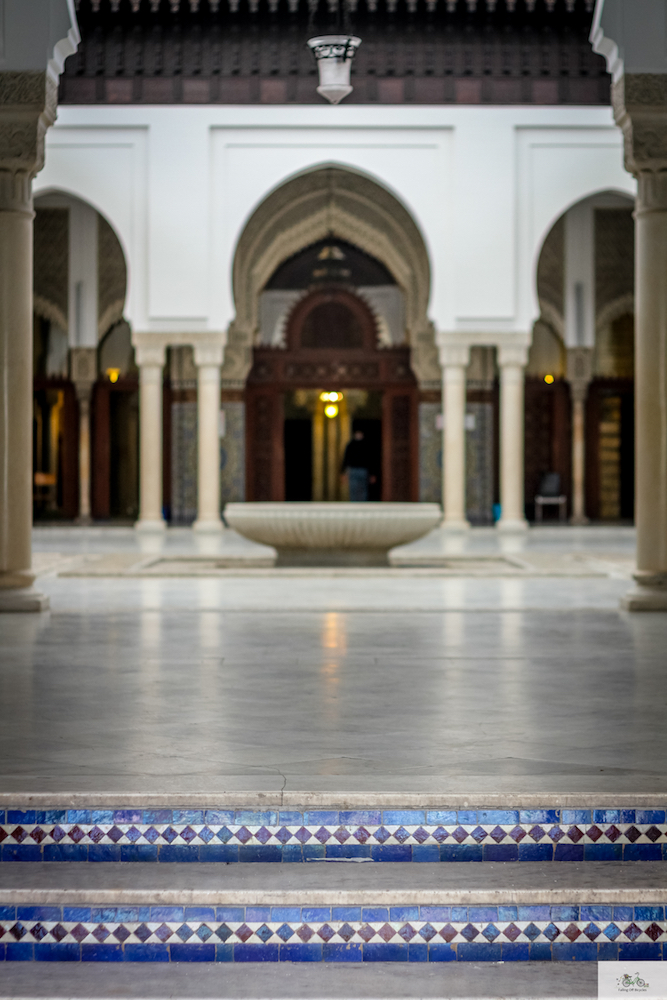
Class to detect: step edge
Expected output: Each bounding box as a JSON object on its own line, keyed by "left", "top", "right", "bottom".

{"left": 1, "top": 794, "right": 666, "bottom": 809}
{"left": 1, "top": 889, "right": 665, "bottom": 905}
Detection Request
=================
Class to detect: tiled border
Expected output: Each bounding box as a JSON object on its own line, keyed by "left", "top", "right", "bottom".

{"left": 2, "top": 809, "right": 666, "bottom": 862}
{"left": 0, "top": 905, "right": 666, "bottom": 963}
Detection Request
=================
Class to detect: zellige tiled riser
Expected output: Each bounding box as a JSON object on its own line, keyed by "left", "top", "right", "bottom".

{"left": 2, "top": 808, "right": 666, "bottom": 862}
{"left": 1, "top": 904, "right": 667, "bottom": 962}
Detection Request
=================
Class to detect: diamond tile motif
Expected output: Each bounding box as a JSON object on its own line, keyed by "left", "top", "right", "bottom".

{"left": 1, "top": 911, "right": 665, "bottom": 962}
{"left": 0, "top": 806, "right": 663, "bottom": 860}
{"left": 71, "top": 924, "right": 90, "bottom": 943}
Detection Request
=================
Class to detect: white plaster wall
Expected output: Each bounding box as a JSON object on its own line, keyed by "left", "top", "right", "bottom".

{"left": 36, "top": 105, "right": 635, "bottom": 344}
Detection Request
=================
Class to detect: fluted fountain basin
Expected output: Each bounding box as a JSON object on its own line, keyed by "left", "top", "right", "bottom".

{"left": 225, "top": 502, "right": 442, "bottom": 565}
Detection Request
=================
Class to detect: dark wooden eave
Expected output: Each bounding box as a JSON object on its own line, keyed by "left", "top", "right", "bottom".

{"left": 61, "top": 0, "right": 609, "bottom": 105}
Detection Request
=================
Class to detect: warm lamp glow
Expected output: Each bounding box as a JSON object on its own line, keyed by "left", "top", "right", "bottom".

{"left": 320, "top": 391, "right": 343, "bottom": 402}
{"left": 544, "top": 374, "right": 554, "bottom": 384}
{"left": 107, "top": 368, "right": 121, "bottom": 383}
{"left": 324, "top": 404, "right": 339, "bottom": 418}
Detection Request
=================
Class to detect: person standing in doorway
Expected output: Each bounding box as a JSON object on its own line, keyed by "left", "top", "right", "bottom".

{"left": 341, "top": 429, "right": 375, "bottom": 502}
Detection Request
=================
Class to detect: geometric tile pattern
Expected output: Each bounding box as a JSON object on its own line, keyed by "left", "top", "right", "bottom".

{"left": 0, "top": 906, "right": 665, "bottom": 962}
{"left": 2, "top": 808, "right": 666, "bottom": 862}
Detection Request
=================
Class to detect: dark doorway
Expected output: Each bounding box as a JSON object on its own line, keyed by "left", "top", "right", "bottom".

{"left": 351, "top": 418, "right": 382, "bottom": 501}
{"left": 109, "top": 390, "right": 139, "bottom": 519}
{"left": 284, "top": 419, "right": 313, "bottom": 500}
{"left": 620, "top": 391, "right": 635, "bottom": 520}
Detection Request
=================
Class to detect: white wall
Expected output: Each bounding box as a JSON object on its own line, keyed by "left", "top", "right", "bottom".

{"left": 36, "top": 104, "right": 635, "bottom": 343}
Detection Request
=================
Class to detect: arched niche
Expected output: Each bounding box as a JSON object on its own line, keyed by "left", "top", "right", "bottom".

{"left": 228, "top": 165, "right": 432, "bottom": 385}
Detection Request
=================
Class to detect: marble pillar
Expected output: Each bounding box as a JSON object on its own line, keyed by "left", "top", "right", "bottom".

{"left": 0, "top": 72, "right": 60, "bottom": 611}
{"left": 566, "top": 348, "right": 593, "bottom": 525}
{"left": 193, "top": 345, "right": 224, "bottom": 533}
{"left": 135, "top": 345, "right": 166, "bottom": 532}
{"left": 70, "top": 347, "right": 97, "bottom": 524}
{"left": 612, "top": 75, "right": 667, "bottom": 609}
{"left": 439, "top": 344, "right": 470, "bottom": 530}
{"left": 497, "top": 345, "right": 529, "bottom": 532}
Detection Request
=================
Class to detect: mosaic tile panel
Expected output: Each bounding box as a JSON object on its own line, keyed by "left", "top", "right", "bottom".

{"left": 0, "top": 906, "right": 665, "bottom": 962}
{"left": 1, "top": 809, "right": 666, "bottom": 862}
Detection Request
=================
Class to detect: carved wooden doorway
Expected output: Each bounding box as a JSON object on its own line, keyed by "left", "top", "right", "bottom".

{"left": 245, "top": 288, "right": 418, "bottom": 502}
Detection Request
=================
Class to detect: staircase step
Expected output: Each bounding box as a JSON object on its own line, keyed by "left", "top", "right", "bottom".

{"left": 2, "top": 801, "right": 665, "bottom": 864}
{"left": 0, "top": 863, "right": 664, "bottom": 964}
{"left": 0, "top": 958, "right": 598, "bottom": 999}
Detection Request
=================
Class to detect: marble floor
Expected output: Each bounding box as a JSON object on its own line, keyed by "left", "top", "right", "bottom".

{"left": 0, "top": 526, "right": 663, "bottom": 797}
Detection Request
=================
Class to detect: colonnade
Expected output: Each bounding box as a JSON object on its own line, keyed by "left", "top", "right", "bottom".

{"left": 438, "top": 339, "right": 529, "bottom": 532}
{"left": 134, "top": 341, "right": 224, "bottom": 533}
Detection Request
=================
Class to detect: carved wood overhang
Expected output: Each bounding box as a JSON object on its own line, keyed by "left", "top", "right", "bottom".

{"left": 248, "top": 345, "right": 415, "bottom": 387}
{"left": 62, "top": 0, "right": 608, "bottom": 106}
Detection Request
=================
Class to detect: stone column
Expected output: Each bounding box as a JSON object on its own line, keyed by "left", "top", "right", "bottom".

{"left": 566, "top": 348, "right": 593, "bottom": 525}
{"left": 0, "top": 73, "right": 59, "bottom": 611}
{"left": 135, "top": 345, "right": 166, "bottom": 532}
{"left": 497, "top": 345, "right": 529, "bottom": 532}
{"left": 193, "top": 344, "right": 224, "bottom": 533}
{"left": 610, "top": 75, "right": 667, "bottom": 609}
{"left": 70, "top": 347, "right": 97, "bottom": 523}
{"left": 439, "top": 344, "right": 470, "bottom": 530}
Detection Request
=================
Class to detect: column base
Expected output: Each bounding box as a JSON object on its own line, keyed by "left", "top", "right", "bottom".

{"left": 0, "top": 588, "right": 49, "bottom": 612}
{"left": 622, "top": 572, "right": 667, "bottom": 612}
{"left": 570, "top": 515, "right": 590, "bottom": 526}
{"left": 496, "top": 518, "right": 529, "bottom": 533}
{"left": 440, "top": 518, "right": 470, "bottom": 532}
{"left": 135, "top": 519, "right": 166, "bottom": 533}
{"left": 193, "top": 518, "right": 224, "bottom": 534}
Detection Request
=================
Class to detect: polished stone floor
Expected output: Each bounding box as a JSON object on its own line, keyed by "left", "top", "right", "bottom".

{"left": 0, "top": 526, "right": 663, "bottom": 797}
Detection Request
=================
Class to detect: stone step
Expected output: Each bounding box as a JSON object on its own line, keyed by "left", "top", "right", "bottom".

{"left": 0, "top": 958, "right": 598, "bottom": 999}
{"left": 0, "top": 862, "right": 664, "bottom": 964}
{"left": 2, "top": 800, "right": 665, "bottom": 864}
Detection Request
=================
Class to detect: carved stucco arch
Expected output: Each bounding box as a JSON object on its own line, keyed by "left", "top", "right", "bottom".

{"left": 226, "top": 166, "right": 432, "bottom": 386}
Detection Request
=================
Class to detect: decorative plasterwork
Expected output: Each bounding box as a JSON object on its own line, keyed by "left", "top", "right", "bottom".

{"left": 612, "top": 75, "right": 667, "bottom": 175}
{"left": 231, "top": 166, "right": 431, "bottom": 375}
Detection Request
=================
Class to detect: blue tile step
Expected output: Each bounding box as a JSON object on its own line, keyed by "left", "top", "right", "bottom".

{"left": 1, "top": 799, "right": 666, "bottom": 863}
{"left": 0, "top": 860, "right": 665, "bottom": 963}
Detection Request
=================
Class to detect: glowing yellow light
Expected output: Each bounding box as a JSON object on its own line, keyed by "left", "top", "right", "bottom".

{"left": 324, "top": 404, "right": 339, "bottom": 418}
{"left": 320, "top": 391, "right": 343, "bottom": 402}
{"left": 107, "top": 368, "right": 121, "bottom": 383}
{"left": 544, "top": 374, "right": 554, "bottom": 384}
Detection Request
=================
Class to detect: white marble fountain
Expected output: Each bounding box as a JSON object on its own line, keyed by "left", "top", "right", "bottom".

{"left": 224, "top": 502, "right": 442, "bottom": 565}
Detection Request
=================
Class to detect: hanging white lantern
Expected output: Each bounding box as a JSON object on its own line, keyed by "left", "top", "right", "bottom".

{"left": 307, "top": 35, "right": 362, "bottom": 105}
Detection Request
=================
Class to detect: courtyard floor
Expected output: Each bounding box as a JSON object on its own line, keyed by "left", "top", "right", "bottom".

{"left": 1, "top": 524, "right": 663, "bottom": 799}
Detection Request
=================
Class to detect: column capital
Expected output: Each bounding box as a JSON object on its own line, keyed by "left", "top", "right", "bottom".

{"left": 69, "top": 347, "right": 97, "bottom": 401}
{"left": 437, "top": 343, "right": 470, "bottom": 368}
{"left": 566, "top": 346, "right": 594, "bottom": 403}
{"left": 193, "top": 343, "right": 224, "bottom": 368}
{"left": 497, "top": 343, "right": 529, "bottom": 368}
{"left": 0, "top": 72, "right": 59, "bottom": 213}
{"left": 612, "top": 74, "right": 667, "bottom": 176}
{"left": 135, "top": 345, "right": 166, "bottom": 369}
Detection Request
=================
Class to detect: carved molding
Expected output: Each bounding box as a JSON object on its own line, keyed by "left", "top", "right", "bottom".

{"left": 231, "top": 166, "right": 431, "bottom": 364}
{"left": 0, "top": 72, "right": 59, "bottom": 211}
{"left": 612, "top": 74, "right": 667, "bottom": 175}
{"left": 33, "top": 293, "right": 68, "bottom": 335}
